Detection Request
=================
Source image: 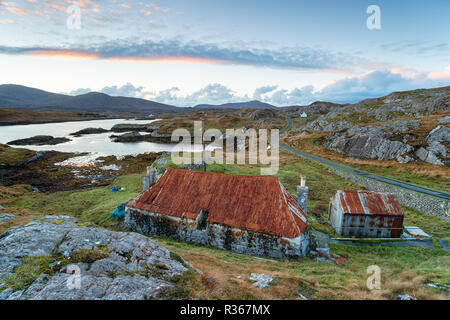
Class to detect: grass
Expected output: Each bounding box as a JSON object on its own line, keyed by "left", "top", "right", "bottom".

{"left": 0, "top": 143, "right": 36, "bottom": 166}
{"left": 0, "top": 107, "right": 135, "bottom": 124}
{"left": 402, "top": 206, "right": 450, "bottom": 241}
{"left": 2, "top": 256, "right": 55, "bottom": 291}
{"left": 69, "top": 248, "right": 110, "bottom": 264}
{"left": 1, "top": 148, "right": 449, "bottom": 299}
{"left": 154, "top": 236, "right": 449, "bottom": 299}
{"left": 7, "top": 174, "right": 142, "bottom": 228}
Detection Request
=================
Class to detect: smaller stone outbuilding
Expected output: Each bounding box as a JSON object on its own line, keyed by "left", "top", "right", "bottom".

{"left": 329, "top": 190, "right": 404, "bottom": 238}
{"left": 124, "top": 168, "right": 310, "bottom": 258}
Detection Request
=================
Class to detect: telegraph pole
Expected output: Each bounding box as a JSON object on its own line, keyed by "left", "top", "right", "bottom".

{"left": 202, "top": 120, "right": 206, "bottom": 172}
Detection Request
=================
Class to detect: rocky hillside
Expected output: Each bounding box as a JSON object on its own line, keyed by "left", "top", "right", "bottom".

{"left": 302, "top": 87, "right": 450, "bottom": 165}
{"left": 0, "top": 216, "right": 191, "bottom": 300}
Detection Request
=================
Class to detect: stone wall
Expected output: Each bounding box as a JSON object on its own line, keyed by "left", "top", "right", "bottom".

{"left": 124, "top": 208, "right": 310, "bottom": 258}
{"left": 330, "top": 168, "right": 449, "bottom": 220}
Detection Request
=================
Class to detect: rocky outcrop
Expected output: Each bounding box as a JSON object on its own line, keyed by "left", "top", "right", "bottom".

{"left": 415, "top": 125, "right": 449, "bottom": 165}
{"left": 110, "top": 131, "right": 143, "bottom": 142}
{"left": 110, "top": 132, "right": 173, "bottom": 143}
{"left": 298, "top": 87, "right": 450, "bottom": 164}
{"left": 7, "top": 135, "right": 71, "bottom": 146}
{"left": 0, "top": 213, "right": 15, "bottom": 224}
{"left": 0, "top": 216, "right": 190, "bottom": 300}
{"left": 110, "top": 124, "right": 158, "bottom": 133}
{"left": 326, "top": 134, "right": 414, "bottom": 161}
{"left": 323, "top": 121, "right": 419, "bottom": 162}
{"left": 248, "top": 108, "right": 277, "bottom": 120}
{"left": 70, "top": 128, "right": 109, "bottom": 136}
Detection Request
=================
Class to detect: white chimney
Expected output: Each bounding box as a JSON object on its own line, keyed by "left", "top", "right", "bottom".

{"left": 297, "top": 176, "right": 309, "bottom": 214}
{"left": 143, "top": 166, "right": 157, "bottom": 191}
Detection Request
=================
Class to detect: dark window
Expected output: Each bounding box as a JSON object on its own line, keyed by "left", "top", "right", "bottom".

{"left": 197, "top": 209, "right": 209, "bottom": 230}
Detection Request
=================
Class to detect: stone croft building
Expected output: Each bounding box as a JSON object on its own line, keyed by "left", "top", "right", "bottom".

{"left": 125, "top": 168, "right": 310, "bottom": 258}
{"left": 329, "top": 190, "right": 404, "bottom": 238}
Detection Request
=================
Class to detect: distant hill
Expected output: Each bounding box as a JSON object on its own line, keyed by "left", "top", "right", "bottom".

{"left": 282, "top": 101, "right": 343, "bottom": 114}
{"left": 193, "top": 100, "right": 277, "bottom": 110}
{"left": 0, "top": 84, "right": 180, "bottom": 114}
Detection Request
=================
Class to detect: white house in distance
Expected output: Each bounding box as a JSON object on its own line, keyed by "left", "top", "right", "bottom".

{"left": 300, "top": 111, "right": 307, "bottom": 118}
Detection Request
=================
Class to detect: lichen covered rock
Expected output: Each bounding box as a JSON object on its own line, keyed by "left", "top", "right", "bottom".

{"left": 0, "top": 216, "right": 189, "bottom": 300}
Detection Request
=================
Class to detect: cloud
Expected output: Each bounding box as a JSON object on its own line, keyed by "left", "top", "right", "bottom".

{"left": 253, "top": 85, "right": 277, "bottom": 100}
{"left": 256, "top": 69, "right": 450, "bottom": 105}
{"left": 6, "top": 7, "right": 30, "bottom": 15}
{"left": 68, "top": 87, "right": 91, "bottom": 95}
{"left": 149, "top": 69, "right": 450, "bottom": 107}
{"left": 150, "top": 3, "right": 169, "bottom": 13}
{"left": 381, "top": 40, "right": 450, "bottom": 55}
{"left": 150, "top": 83, "right": 245, "bottom": 107}
{"left": 0, "top": 39, "right": 363, "bottom": 71}
{"left": 0, "top": 18, "right": 14, "bottom": 24}
{"left": 100, "top": 82, "right": 144, "bottom": 97}
{"left": 428, "top": 65, "right": 450, "bottom": 80}
{"left": 64, "top": 68, "right": 450, "bottom": 107}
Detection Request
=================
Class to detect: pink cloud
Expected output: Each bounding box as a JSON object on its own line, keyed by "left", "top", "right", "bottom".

{"left": 151, "top": 3, "right": 169, "bottom": 13}
{"left": 428, "top": 65, "right": 450, "bottom": 80}
{"left": 140, "top": 9, "right": 152, "bottom": 16}
{"left": 6, "top": 7, "right": 30, "bottom": 15}
{"left": 390, "top": 66, "right": 418, "bottom": 78}
{"left": 0, "top": 18, "right": 14, "bottom": 24}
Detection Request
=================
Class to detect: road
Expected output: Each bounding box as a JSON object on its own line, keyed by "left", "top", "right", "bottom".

{"left": 279, "top": 117, "right": 450, "bottom": 201}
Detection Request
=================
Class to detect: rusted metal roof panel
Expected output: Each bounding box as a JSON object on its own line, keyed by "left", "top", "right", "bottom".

{"left": 126, "top": 168, "right": 308, "bottom": 238}
{"left": 336, "top": 190, "right": 404, "bottom": 216}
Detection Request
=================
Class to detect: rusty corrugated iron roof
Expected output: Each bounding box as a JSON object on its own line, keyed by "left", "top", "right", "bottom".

{"left": 336, "top": 190, "right": 404, "bottom": 216}
{"left": 126, "top": 168, "right": 308, "bottom": 238}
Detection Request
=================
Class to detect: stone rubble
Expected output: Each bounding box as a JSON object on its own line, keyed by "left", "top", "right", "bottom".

{"left": 249, "top": 273, "right": 273, "bottom": 289}
{"left": 0, "top": 215, "right": 189, "bottom": 300}
{"left": 0, "top": 213, "right": 15, "bottom": 224}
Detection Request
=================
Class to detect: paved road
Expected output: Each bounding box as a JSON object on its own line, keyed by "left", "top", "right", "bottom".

{"left": 279, "top": 117, "right": 450, "bottom": 201}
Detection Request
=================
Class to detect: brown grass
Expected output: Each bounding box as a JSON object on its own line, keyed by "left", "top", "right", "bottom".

{"left": 0, "top": 107, "right": 135, "bottom": 124}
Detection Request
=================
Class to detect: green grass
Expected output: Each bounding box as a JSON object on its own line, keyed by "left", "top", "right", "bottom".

{"left": 3, "top": 256, "right": 55, "bottom": 291}
{"left": 402, "top": 206, "right": 450, "bottom": 241}
{"left": 9, "top": 174, "right": 142, "bottom": 228}
{"left": 3, "top": 148, "right": 450, "bottom": 299}
{"left": 69, "top": 248, "right": 110, "bottom": 264}
{"left": 0, "top": 143, "right": 36, "bottom": 166}
{"left": 154, "top": 234, "right": 449, "bottom": 299}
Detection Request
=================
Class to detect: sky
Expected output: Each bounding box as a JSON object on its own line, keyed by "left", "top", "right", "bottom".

{"left": 0, "top": 0, "right": 449, "bottom": 107}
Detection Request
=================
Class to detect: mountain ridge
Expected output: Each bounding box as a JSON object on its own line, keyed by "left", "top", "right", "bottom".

{"left": 193, "top": 100, "right": 277, "bottom": 110}
{"left": 0, "top": 84, "right": 180, "bottom": 114}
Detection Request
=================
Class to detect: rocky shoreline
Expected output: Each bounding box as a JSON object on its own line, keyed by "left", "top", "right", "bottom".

{"left": 0, "top": 144, "right": 161, "bottom": 193}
